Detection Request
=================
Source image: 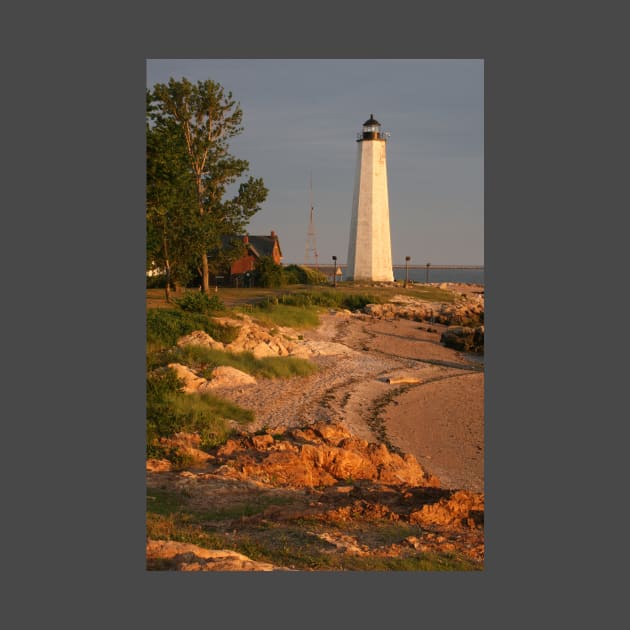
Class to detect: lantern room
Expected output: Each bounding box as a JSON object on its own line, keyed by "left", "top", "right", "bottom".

{"left": 358, "top": 114, "right": 385, "bottom": 141}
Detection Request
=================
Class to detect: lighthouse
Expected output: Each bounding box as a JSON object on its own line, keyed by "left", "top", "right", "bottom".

{"left": 345, "top": 114, "right": 394, "bottom": 282}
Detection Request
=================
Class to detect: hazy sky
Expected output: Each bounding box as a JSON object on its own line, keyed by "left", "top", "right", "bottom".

{"left": 146, "top": 59, "right": 484, "bottom": 266}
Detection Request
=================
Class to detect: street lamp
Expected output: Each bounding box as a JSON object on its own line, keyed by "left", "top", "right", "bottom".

{"left": 425, "top": 262, "right": 431, "bottom": 284}
{"left": 332, "top": 256, "right": 337, "bottom": 288}
{"left": 404, "top": 256, "right": 411, "bottom": 288}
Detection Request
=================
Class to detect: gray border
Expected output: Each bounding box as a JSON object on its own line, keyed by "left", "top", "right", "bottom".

{"left": 8, "top": 0, "right": 625, "bottom": 626}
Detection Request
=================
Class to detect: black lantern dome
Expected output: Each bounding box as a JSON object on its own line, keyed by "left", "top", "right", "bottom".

{"left": 358, "top": 114, "right": 385, "bottom": 141}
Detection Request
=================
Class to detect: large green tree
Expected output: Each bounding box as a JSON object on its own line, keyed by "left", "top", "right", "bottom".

{"left": 146, "top": 100, "right": 200, "bottom": 301}
{"left": 147, "top": 78, "right": 268, "bottom": 293}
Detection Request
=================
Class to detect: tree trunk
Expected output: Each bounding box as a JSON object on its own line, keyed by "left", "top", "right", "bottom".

{"left": 163, "top": 230, "right": 172, "bottom": 303}
{"left": 201, "top": 254, "right": 210, "bottom": 294}
{"left": 194, "top": 172, "right": 211, "bottom": 294}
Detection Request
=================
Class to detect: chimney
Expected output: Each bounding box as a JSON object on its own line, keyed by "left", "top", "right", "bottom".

{"left": 270, "top": 230, "right": 276, "bottom": 239}
{"left": 243, "top": 235, "right": 249, "bottom": 244}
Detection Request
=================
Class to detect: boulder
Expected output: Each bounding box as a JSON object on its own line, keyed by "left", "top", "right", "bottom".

{"left": 176, "top": 330, "right": 224, "bottom": 350}
{"left": 200, "top": 365, "right": 257, "bottom": 390}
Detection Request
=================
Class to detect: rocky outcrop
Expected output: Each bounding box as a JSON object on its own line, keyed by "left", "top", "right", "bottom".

{"left": 155, "top": 431, "right": 213, "bottom": 466}
{"left": 167, "top": 362, "right": 257, "bottom": 393}
{"left": 176, "top": 313, "right": 360, "bottom": 359}
{"left": 364, "top": 294, "right": 484, "bottom": 326}
{"left": 179, "top": 315, "right": 299, "bottom": 358}
{"left": 440, "top": 325, "right": 484, "bottom": 354}
{"left": 176, "top": 330, "right": 225, "bottom": 351}
{"left": 409, "top": 490, "right": 484, "bottom": 529}
{"left": 214, "top": 422, "right": 440, "bottom": 488}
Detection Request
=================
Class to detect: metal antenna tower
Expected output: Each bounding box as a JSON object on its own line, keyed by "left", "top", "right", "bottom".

{"left": 304, "top": 171, "right": 319, "bottom": 269}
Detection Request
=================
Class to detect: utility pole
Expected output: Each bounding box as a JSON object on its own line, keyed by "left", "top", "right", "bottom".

{"left": 332, "top": 255, "right": 337, "bottom": 288}
{"left": 404, "top": 256, "right": 410, "bottom": 288}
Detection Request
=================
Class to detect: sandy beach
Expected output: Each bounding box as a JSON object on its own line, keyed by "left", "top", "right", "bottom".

{"left": 217, "top": 285, "right": 484, "bottom": 493}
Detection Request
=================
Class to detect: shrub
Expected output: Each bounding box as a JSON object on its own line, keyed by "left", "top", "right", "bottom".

{"left": 174, "top": 290, "right": 224, "bottom": 314}
{"left": 146, "top": 367, "right": 186, "bottom": 456}
{"left": 282, "top": 264, "right": 328, "bottom": 285}
{"left": 281, "top": 265, "right": 303, "bottom": 285}
{"left": 254, "top": 256, "right": 284, "bottom": 288}
{"left": 146, "top": 273, "right": 168, "bottom": 289}
{"left": 147, "top": 365, "right": 184, "bottom": 399}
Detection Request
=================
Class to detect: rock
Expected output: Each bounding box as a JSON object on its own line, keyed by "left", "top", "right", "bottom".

{"left": 157, "top": 432, "right": 214, "bottom": 465}
{"left": 167, "top": 363, "right": 207, "bottom": 393}
{"left": 409, "top": 490, "right": 484, "bottom": 528}
{"left": 146, "top": 540, "right": 284, "bottom": 571}
{"left": 146, "top": 458, "right": 171, "bottom": 472}
{"left": 386, "top": 376, "right": 421, "bottom": 385}
{"left": 440, "top": 325, "right": 484, "bottom": 353}
{"left": 312, "top": 422, "right": 353, "bottom": 445}
{"left": 177, "top": 330, "right": 224, "bottom": 350}
{"left": 251, "top": 434, "right": 275, "bottom": 450}
{"left": 201, "top": 366, "right": 257, "bottom": 390}
{"left": 166, "top": 363, "right": 256, "bottom": 393}
{"left": 313, "top": 531, "right": 367, "bottom": 555}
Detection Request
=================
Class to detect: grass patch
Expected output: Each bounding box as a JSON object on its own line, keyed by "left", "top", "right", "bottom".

{"left": 152, "top": 345, "right": 317, "bottom": 379}
{"left": 402, "top": 286, "right": 458, "bottom": 303}
{"left": 146, "top": 513, "right": 225, "bottom": 551}
{"left": 237, "top": 519, "right": 480, "bottom": 571}
{"left": 237, "top": 290, "right": 388, "bottom": 330}
{"left": 264, "top": 291, "right": 384, "bottom": 311}
{"left": 146, "top": 367, "right": 254, "bottom": 454}
{"left": 245, "top": 303, "right": 321, "bottom": 329}
{"left": 166, "top": 392, "right": 253, "bottom": 426}
{"left": 337, "top": 552, "right": 480, "bottom": 571}
{"left": 266, "top": 286, "right": 458, "bottom": 307}
{"left": 147, "top": 488, "right": 297, "bottom": 522}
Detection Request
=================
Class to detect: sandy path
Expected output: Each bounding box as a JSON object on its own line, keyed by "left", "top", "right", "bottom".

{"left": 219, "top": 309, "right": 484, "bottom": 492}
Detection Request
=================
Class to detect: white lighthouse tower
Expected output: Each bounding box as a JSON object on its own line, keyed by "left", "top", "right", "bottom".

{"left": 346, "top": 114, "right": 394, "bottom": 282}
